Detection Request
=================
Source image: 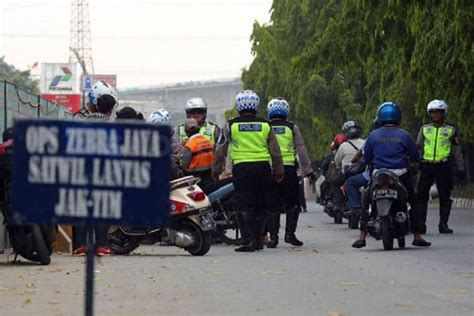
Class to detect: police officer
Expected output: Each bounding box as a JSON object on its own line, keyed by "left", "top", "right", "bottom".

{"left": 176, "top": 97, "right": 220, "bottom": 144}
{"left": 212, "top": 90, "right": 284, "bottom": 252}
{"left": 265, "top": 98, "right": 315, "bottom": 248}
{"left": 415, "top": 100, "right": 464, "bottom": 234}
{"left": 181, "top": 118, "right": 215, "bottom": 187}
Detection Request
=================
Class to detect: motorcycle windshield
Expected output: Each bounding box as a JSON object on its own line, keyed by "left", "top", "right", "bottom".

{"left": 376, "top": 199, "right": 392, "bottom": 217}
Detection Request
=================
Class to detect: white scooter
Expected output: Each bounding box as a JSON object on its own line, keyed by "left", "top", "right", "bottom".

{"left": 107, "top": 176, "right": 215, "bottom": 256}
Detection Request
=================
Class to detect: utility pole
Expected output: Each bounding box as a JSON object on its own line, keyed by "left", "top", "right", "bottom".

{"left": 69, "top": 0, "right": 94, "bottom": 75}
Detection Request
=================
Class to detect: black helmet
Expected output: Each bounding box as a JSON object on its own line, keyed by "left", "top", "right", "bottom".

{"left": 341, "top": 121, "right": 361, "bottom": 139}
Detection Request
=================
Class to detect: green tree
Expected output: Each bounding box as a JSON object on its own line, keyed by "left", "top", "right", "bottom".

{"left": 0, "top": 57, "right": 40, "bottom": 94}
{"left": 242, "top": 0, "right": 474, "bottom": 160}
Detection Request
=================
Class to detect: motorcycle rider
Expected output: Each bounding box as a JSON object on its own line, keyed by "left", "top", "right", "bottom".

{"left": 265, "top": 98, "right": 315, "bottom": 248}
{"left": 211, "top": 90, "right": 284, "bottom": 252}
{"left": 344, "top": 119, "right": 382, "bottom": 224}
{"left": 331, "top": 121, "right": 365, "bottom": 213}
{"left": 176, "top": 97, "right": 220, "bottom": 144}
{"left": 147, "top": 108, "right": 182, "bottom": 179}
{"left": 317, "top": 134, "right": 346, "bottom": 206}
{"left": 116, "top": 106, "right": 145, "bottom": 120}
{"left": 73, "top": 81, "right": 117, "bottom": 256}
{"left": 415, "top": 100, "right": 464, "bottom": 234}
{"left": 352, "top": 101, "right": 431, "bottom": 248}
{"left": 181, "top": 118, "right": 215, "bottom": 188}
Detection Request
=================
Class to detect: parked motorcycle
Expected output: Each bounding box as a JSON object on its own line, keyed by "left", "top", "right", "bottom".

{"left": 205, "top": 178, "right": 243, "bottom": 245}
{"left": 107, "top": 176, "right": 215, "bottom": 256}
{"left": 365, "top": 169, "right": 410, "bottom": 250}
{"left": 0, "top": 139, "right": 56, "bottom": 265}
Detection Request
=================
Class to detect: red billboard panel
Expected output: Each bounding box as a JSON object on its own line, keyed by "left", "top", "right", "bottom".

{"left": 41, "top": 94, "right": 81, "bottom": 113}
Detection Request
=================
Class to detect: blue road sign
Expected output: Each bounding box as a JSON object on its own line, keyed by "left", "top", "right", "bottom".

{"left": 11, "top": 119, "right": 171, "bottom": 227}
{"left": 82, "top": 75, "right": 93, "bottom": 91}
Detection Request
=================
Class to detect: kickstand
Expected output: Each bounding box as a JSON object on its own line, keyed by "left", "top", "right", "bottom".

{"left": 13, "top": 252, "right": 18, "bottom": 264}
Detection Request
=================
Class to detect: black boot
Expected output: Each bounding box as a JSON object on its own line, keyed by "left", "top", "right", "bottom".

{"left": 266, "top": 212, "right": 280, "bottom": 248}
{"left": 439, "top": 200, "right": 453, "bottom": 234}
{"left": 254, "top": 214, "right": 267, "bottom": 251}
{"left": 284, "top": 206, "right": 303, "bottom": 246}
{"left": 235, "top": 212, "right": 256, "bottom": 252}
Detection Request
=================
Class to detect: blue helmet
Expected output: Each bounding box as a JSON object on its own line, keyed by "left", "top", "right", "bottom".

{"left": 377, "top": 102, "right": 401, "bottom": 124}
{"left": 267, "top": 98, "right": 290, "bottom": 119}
{"left": 235, "top": 90, "right": 260, "bottom": 113}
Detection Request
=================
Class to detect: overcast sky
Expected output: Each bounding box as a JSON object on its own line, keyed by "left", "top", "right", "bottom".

{"left": 0, "top": 0, "right": 272, "bottom": 88}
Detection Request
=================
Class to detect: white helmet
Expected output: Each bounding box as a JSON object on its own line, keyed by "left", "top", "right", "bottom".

{"left": 185, "top": 97, "right": 207, "bottom": 113}
{"left": 267, "top": 98, "right": 290, "bottom": 119}
{"left": 88, "top": 80, "right": 117, "bottom": 108}
{"left": 235, "top": 90, "right": 260, "bottom": 113}
{"left": 147, "top": 108, "right": 172, "bottom": 125}
{"left": 427, "top": 99, "right": 448, "bottom": 116}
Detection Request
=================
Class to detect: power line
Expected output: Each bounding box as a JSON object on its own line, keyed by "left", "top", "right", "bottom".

{"left": 2, "top": 33, "right": 250, "bottom": 41}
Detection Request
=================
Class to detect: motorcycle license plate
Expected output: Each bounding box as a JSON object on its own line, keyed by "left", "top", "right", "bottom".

{"left": 199, "top": 212, "right": 216, "bottom": 231}
{"left": 373, "top": 189, "right": 398, "bottom": 199}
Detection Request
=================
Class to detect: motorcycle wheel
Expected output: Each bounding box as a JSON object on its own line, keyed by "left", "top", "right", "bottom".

{"left": 107, "top": 227, "right": 140, "bottom": 255}
{"left": 334, "top": 212, "right": 343, "bottom": 224}
{"left": 40, "top": 224, "right": 57, "bottom": 254}
{"left": 397, "top": 237, "right": 406, "bottom": 249}
{"left": 31, "top": 225, "right": 51, "bottom": 265}
{"left": 213, "top": 210, "right": 244, "bottom": 245}
{"left": 183, "top": 220, "right": 212, "bottom": 256}
{"left": 348, "top": 215, "right": 359, "bottom": 229}
{"left": 381, "top": 217, "right": 394, "bottom": 251}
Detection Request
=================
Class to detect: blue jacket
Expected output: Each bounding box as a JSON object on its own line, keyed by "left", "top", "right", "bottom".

{"left": 364, "top": 126, "right": 420, "bottom": 170}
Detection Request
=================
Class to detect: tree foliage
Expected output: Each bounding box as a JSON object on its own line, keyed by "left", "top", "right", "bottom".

{"left": 0, "top": 57, "right": 39, "bottom": 94}
{"left": 242, "top": 0, "right": 474, "bottom": 160}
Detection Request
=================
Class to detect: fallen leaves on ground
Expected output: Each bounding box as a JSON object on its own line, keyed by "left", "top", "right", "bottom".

{"left": 456, "top": 272, "right": 474, "bottom": 279}
{"left": 50, "top": 267, "right": 62, "bottom": 273}
{"left": 395, "top": 302, "right": 415, "bottom": 307}
{"left": 17, "top": 290, "right": 35, "bottom": 295}
{"left": 312, "top": 248, "right": 320, "bottom": 254}
{"left": 48, "top": 300, "right": 60, "bottom": 305}
{"left": 208, "top": 272, "right": 224, "bottom": 276}
{"left": 263, "top": 270, "right": 287, "bottom": 275}
{"left": 341, "top": 282, "right": 363, "bottom": 287}
{"left": 26, "top": 283, "right": 36, "bottom": 288}
{"left": 327, "top": 311, "right": 346, "bottom": 316}
{"left": 24, "top": 299, "right": 32, "bottom": 305}
{"left": 443, "top": 288, "right": 471, "bottom": 295}
{"left": 288, "top": 248, "right": 303, "bottom": 253}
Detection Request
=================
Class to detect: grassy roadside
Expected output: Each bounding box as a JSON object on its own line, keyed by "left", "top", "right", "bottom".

{"left": 452, "top": 183, "right": 474, "bottom": 199}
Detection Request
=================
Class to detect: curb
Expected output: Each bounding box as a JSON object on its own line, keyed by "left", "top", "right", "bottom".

{"left": 452, "top": 198, "right": 474, "bottom": 209}
{"left": 429, "top": 198, "right": 474, "bottom": 209}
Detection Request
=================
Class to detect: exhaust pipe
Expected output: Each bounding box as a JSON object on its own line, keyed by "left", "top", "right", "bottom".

{"left": 166, "top": 229, "right": 196, "bottom": 248}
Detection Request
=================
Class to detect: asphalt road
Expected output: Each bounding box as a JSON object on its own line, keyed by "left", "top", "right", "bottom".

{"left": 1, "top": 202, "right": 473, "bottom": 315}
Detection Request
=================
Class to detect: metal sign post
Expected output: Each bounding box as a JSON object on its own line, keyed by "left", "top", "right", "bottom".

{"left": 11, "top": 119, "right": 171, "bottom": 316}
{"left": 85, "top": 225, "right": 94, "bottom": 316}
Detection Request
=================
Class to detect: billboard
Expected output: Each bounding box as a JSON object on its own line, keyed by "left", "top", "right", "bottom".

{"left": 82, "top": 74, "right": 117, "bottom": 91}
{"left": 41, "top": 94, "right": 81, "bottom": 113}
{"left": 40, "top": 63, "right": 81, "bottom": 94}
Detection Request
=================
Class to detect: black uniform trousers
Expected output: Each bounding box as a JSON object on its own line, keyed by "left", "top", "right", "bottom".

{"left": 270, "top": 165, "right": 299, "bottom": 210}
{"left": 232, "top": 161, "right": 273, "bottom": 242}
{"left": 416, "top": 161, "right": 453, "bottom": 228}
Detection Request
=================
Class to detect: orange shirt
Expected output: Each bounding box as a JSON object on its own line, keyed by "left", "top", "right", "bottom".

{"left": 184, "top": 134, "right": 215, "bottom": 172}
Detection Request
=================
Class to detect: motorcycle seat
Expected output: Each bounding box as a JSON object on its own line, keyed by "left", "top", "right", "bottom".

{"left": 170, "top": 176, "right": 199, "bottom": 190}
